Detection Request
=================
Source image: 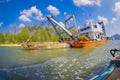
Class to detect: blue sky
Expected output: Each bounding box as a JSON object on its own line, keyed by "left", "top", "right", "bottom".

{"left": 0, "top": 0, "right": 120, "bottom": 36}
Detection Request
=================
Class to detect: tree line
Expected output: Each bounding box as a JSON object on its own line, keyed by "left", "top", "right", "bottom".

{"left": 0, "top": 25, "right": 60, "bottom": 44}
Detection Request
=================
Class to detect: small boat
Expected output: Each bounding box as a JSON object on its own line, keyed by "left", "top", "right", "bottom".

{"left": 71, "top": 40, "right": 109, "bottom": 48}
{"left": 21, "top": 42, "right": 70, "bottom": 50}
{"left": 91, "top": 49, "right": 120, "bottom": 80}
{"left": 22, "top": 42, "right": 41, "bottom": 50}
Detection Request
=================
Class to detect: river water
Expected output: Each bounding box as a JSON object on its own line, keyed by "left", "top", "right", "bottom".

{"left": 0, "top": 40, "right": 120, "bottom": 80}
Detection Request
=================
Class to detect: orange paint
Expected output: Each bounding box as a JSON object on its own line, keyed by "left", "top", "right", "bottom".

{"left": 71, "top": 40, "right": 109, "bottom": 48}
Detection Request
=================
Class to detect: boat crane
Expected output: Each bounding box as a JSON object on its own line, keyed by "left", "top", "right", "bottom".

{"left": 47, "top": 15, "right": 109, "bottom": 48}
{"left": 46, "top": 15, "right": 80, "bottom": 41}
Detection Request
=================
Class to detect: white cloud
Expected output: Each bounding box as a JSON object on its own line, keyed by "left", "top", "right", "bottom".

{"left": 113, "top": 1, "right": 120, "bottom": 16}
{"left": 64, "top": 12, "right": 67, "bottom": 15}
{"left": 108, "top": 16, "right": 120, "bottom": 36}
{"left": 97, "top": 16, "right": 108, "bottom": 25}
{"left": 19, "top": 15, "right": 31, "bottom": 22}
{"left": 106, "top": 20, "right": 120, "bottom": 36}
{"left": 19, "top": 6, "right": 45, "bottom": 22}
{"left": 111, "top": 17, "right": 117, "bottom": 24}
{"left": 0, "top": 22, "right": 3, "bottom": 27}
{"left": 11, "top": 23, "right": 25, "bottom": 31}
{"left": 19, "top": 23, "right": 25, "bottom": 28}
{"left": 107, "top": 1, "right": 120, "bottom": 36}
{"left": 73, "top": 0, "right": 101, "bottom": 7}
{"left": 47, "top": 5, "right": 60, "bottom": 16}
{"left": 85, "top": 19, "right": 94, "bottom": 26}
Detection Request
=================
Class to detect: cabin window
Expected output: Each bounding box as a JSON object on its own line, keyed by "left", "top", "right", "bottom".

{"left": 84, "top": 28, "right": 87, "bottom": 30}
{"left": 93, "top": 25, "right": 97, "bottom": 28}
{"left": 86, "top": 26, "right": 90, "bottom": 29}
{"left": 80, "top": 26, "right": 90, "bottom": 31}
{"left": 98, "top": 34, "right": 100, "bottom": 38}
{"left": 81, "top": 29, "right": 84, "bottom": 31}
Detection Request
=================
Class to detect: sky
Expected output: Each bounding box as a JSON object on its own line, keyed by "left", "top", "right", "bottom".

{"left": 0, "top": 0, "right": 120, "bottom": 36}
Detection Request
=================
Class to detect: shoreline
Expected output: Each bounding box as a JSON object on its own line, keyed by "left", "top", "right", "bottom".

{"left": 0, "top": 42, "right": 63, "bottom": 47}
{"left": 0, "top": 44, "right": 21, "bottom": 47}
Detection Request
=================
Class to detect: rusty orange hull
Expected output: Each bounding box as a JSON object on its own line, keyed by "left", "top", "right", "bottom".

{"left": 71, "top": 40, "right": 109, "bottom": 48}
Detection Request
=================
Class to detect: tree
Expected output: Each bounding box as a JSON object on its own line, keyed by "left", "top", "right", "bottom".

{"left": 16, "top": 26, "right": 31, "bottom": 43}
{"left": 0, "top": 33, "right": 5, "bottom": 43}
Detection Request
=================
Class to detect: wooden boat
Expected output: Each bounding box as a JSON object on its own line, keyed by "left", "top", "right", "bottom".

{"left": 22, "top": 42, "right": 40, "bottom": 50}
{"left": 91, "top": 49, "right": 120, "bottom": 80}
{"left": 71, "top": 40, "right": 109, "bottom": 48}
{"left": 21, "top": 42, "right": 70, "bottom": 50}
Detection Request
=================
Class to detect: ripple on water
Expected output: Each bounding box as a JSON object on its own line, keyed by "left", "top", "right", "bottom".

{"left": 0, "top": 40, "right": 120, "bottom": 80}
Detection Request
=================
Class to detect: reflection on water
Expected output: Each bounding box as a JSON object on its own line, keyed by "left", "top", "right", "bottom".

{"left": 0, "top": 40, "right": 120, "bottom": 80}
{"left": 0, "top": 46, "right": 95, "bottom": 68}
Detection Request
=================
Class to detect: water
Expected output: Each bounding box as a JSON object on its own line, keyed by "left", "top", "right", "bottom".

{"left": 0, "top": 40, "right": 120, "bottom": 80}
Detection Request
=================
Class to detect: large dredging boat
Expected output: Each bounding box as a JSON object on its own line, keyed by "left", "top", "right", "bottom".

{"left": 22, "top": 15, "right": 109, "bottom": 49}
{"left": 47, "top": 15, "right": 109, "bottom": 48}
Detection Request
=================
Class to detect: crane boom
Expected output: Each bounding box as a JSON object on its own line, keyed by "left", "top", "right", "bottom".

{"left": 47, "top": 15, "right": 73, "bottom": 36}
{"left": 47, "top": 15, "right": 76, "bottom": 41}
